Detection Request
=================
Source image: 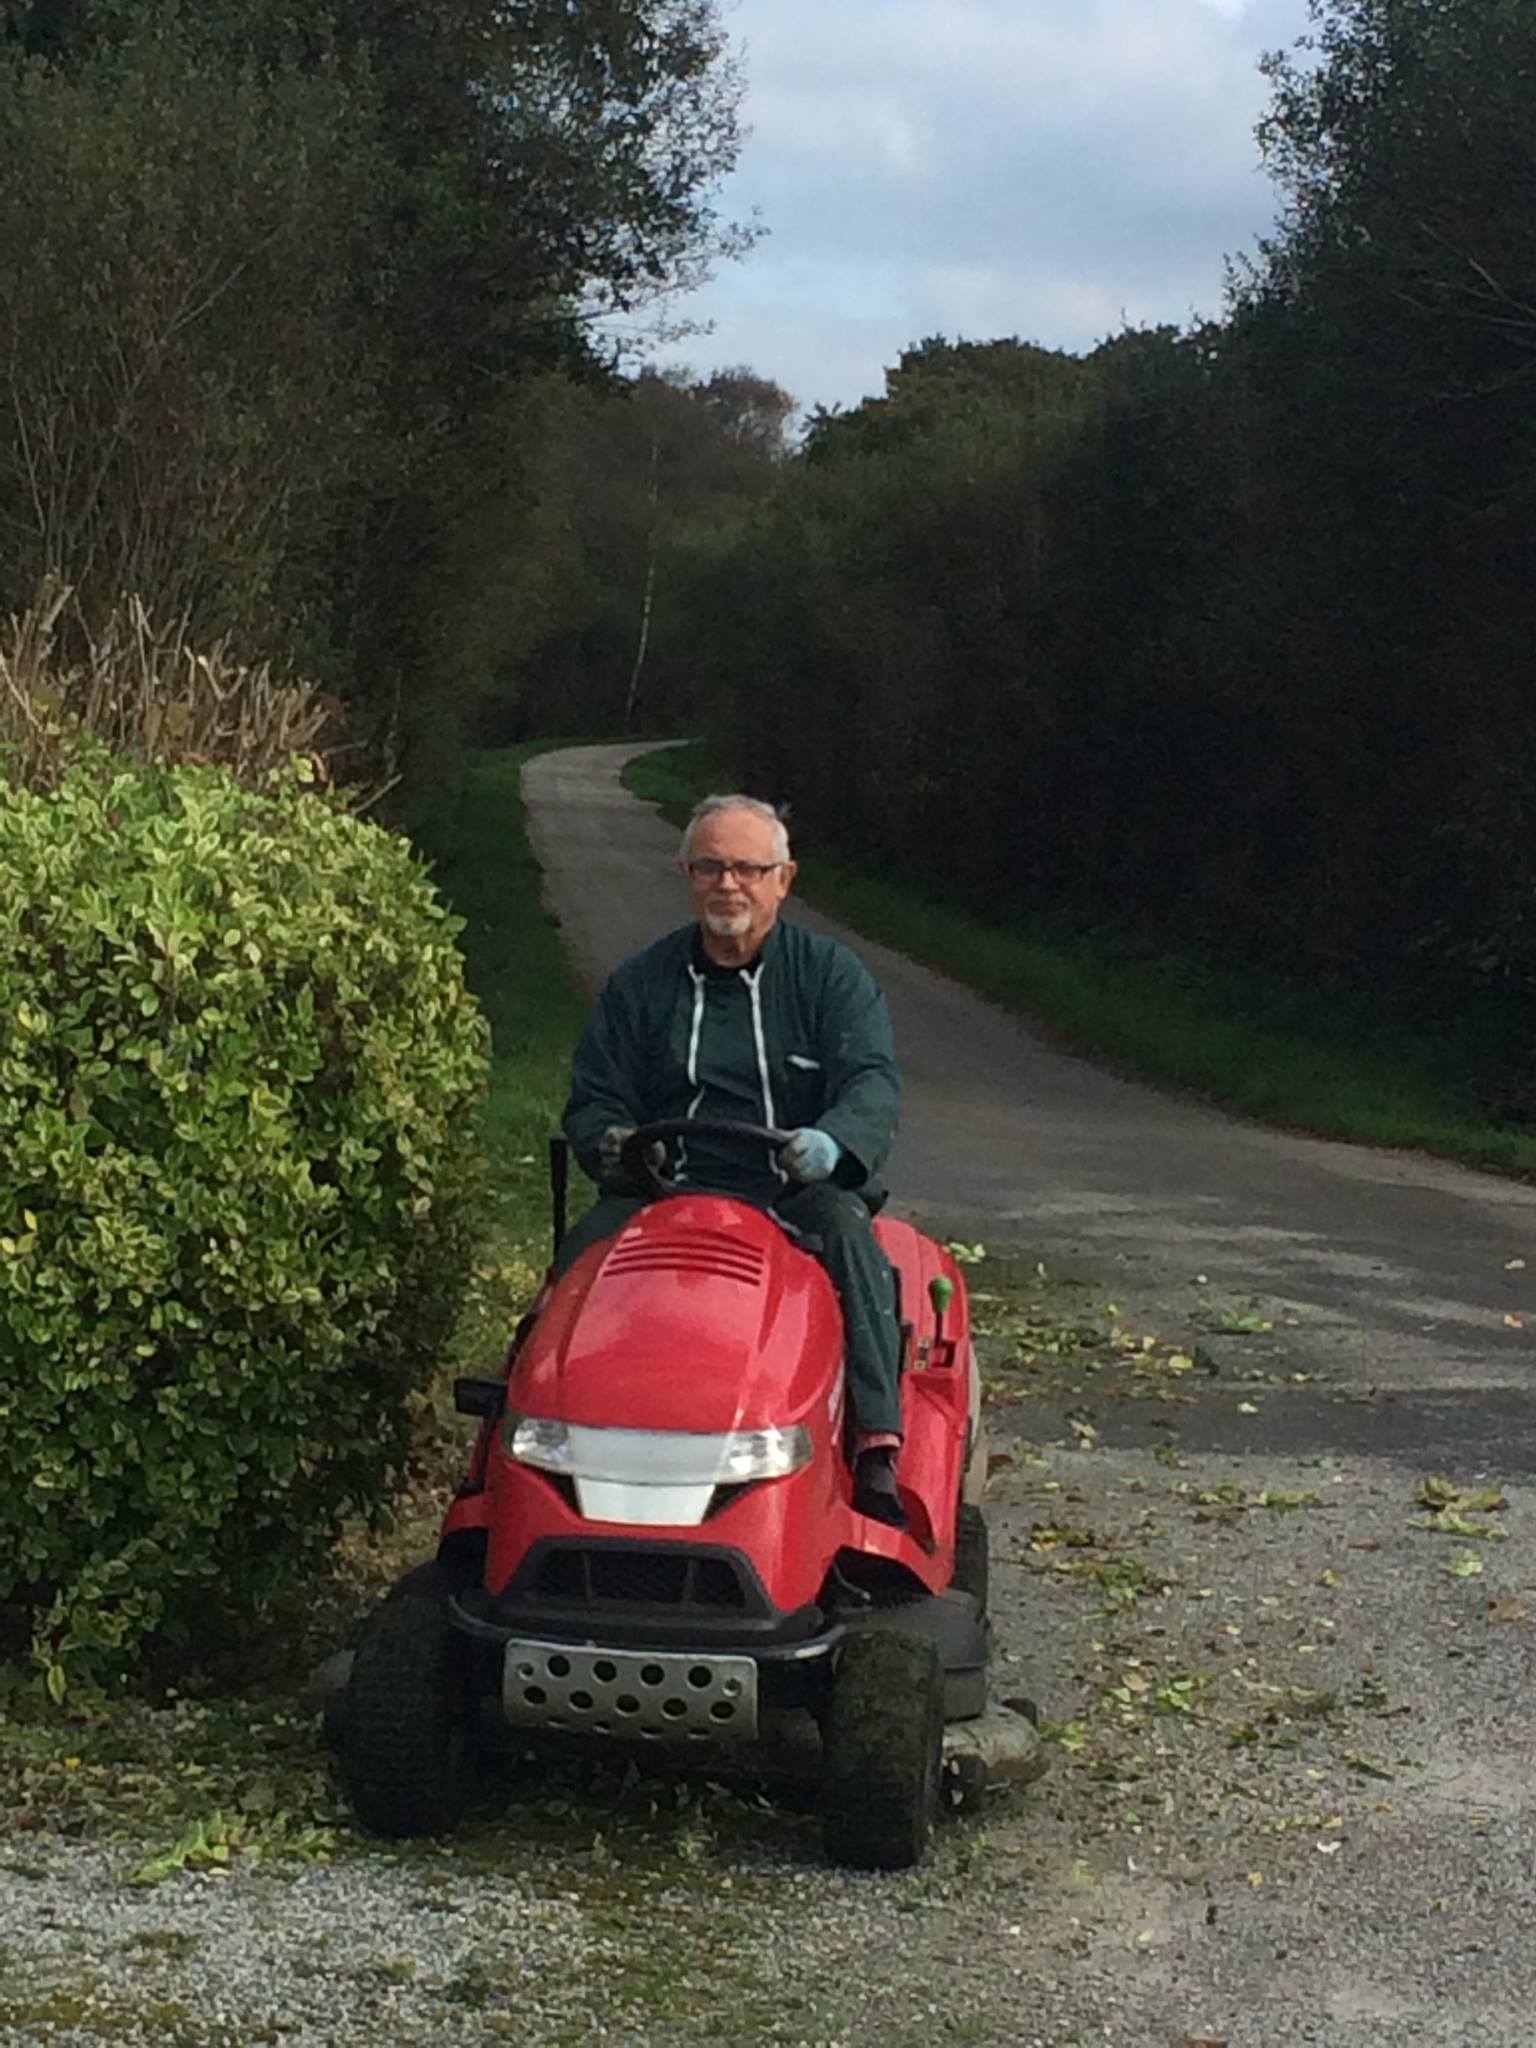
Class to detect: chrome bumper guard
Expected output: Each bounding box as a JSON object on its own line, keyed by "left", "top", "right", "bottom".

{"left": 502, "top": 1636, "right": 761, "bottom": 1743}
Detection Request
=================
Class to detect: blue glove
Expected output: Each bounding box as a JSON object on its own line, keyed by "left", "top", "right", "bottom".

{"left": 779, "top": 1127, "right": 842, "bottom": 1183}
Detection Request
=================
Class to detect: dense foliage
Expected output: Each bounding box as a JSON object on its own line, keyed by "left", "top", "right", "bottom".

{"left": 677, "top": 0, "right": 1536, "bottom": 1098}
{"left": 0, "top": 0, "right": 749, "bottom": 784}
{"left": 0, "top": 758, "right": 487, "bottom": 1685}
{"left": 484, "top": 366, "right": 795, "bottom": 741}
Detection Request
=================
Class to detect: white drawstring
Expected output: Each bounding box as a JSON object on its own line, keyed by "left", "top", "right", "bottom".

{"left": 679, "top": 965, "right": 706, "bottom": 1181}
{"left": 742, "top": 964, "right": 787, "bottom": 1182}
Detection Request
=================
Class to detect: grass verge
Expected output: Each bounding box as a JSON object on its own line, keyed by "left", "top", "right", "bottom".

{"left": 412, "top": 742, "right": 589, "bottom": 1280}
{"left": 625, "top": 741, "right": 1536, "bottom": 1176}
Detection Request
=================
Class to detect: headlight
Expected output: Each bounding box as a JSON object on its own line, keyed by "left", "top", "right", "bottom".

{"left": 502, "top": 1415, "right": 812, "bottom": 1486}
{"left": 716, "top": 1427, "right": 812, "bottom": 1481}
{"left": 506, "top": 1414, "right": 572, "bottom": 1472}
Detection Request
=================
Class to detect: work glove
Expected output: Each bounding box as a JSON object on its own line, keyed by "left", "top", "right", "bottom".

{"left": 599, "top": 1124, "right": 664, "bottom": 1190}
{"left": 779, "top": 1127, "right": 842, "bottom": 1183}
{"left": 599, "top": 1124, "right": 636, "bottom": 1180}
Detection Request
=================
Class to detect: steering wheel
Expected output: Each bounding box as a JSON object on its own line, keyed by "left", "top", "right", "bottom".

{"left": 618, "top": 1117, "right": 792, "bottom": 1199}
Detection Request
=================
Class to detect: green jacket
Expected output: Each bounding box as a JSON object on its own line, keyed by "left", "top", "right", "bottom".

{"left": 563, "top": 920, "right": 900, "bottom": 1198}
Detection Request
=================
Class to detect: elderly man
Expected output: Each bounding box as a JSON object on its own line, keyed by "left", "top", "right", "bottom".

{"left": 557, "top": 792, "right": 907, "bottom": 1527}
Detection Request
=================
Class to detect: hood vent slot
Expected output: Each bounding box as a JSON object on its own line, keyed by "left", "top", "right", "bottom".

{"left": 603, "top": 1233, "right": 766, "bottom": 1287}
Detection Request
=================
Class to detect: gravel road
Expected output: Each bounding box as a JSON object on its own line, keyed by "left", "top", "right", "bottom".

{"left": 5, "top": 742, "right": 1534, "bottom": 2048}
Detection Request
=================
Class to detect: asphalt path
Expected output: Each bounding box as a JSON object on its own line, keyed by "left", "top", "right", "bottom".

{"left": 520, "top": 741, "right": 1536, "bottom": 2048}
{"left": 523, "top": 741, "right": 1536, "bottom": 1468}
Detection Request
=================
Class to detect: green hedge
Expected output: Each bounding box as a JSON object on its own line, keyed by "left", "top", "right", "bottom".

{"left": 0, "top": 757, "right": 488, "bottom": 1687}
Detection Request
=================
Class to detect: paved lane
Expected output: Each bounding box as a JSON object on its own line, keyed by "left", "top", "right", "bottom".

{"left": 524, "top": 742, "right": 1536, "bottom": 1423}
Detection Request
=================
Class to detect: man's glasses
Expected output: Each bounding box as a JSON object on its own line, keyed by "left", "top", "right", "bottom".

{"left": 685, "top": 858, "right": 783, "bottom": 883}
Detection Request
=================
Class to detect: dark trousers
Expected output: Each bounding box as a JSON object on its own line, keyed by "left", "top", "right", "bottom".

{"left": 553, "top": 1184, "right": 903, "bottom": 1437}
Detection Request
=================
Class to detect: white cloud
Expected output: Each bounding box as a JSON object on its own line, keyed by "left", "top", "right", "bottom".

{"left": 751, "top": 86, "right": 931, "bottom": 178}
{"left": 658, "top": 0, "right": 1314, "bottom": 409}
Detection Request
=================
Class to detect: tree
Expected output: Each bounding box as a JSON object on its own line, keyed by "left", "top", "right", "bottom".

{"left": 484, "top": 365, "right": 794, "bottom": 740}
{"left": 0, "top": 0, "right": 753, "bottom": 776}
{"left": 1248, "top": 0, "right": 1536, "bottom": 426}
{"left": 0, "top": 17, "right": 387, "bottom": 657}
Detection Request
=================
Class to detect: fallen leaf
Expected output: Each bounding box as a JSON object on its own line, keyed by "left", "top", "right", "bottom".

{"left": 1028, "top": 1522, "right": 1096, "bottom": 1552}
{"left": 1315, "top": 1839, "right": 1342, "bottom": 1856}
{"left": 1342, "top": 1752, "right": 1394, "bottom": 1781}
{"left": 1442, "top": 1552, "right": 1485, "bottom": 1579}
{"left": 1413, "top": 1510, "right": 1505, "bottom": 1541}
{"left": 1503, "top": 1313, "right": 1524, "bottom": 1330}
{"left": 1506, "top": 1258, "right": 1526, "bottom": 1272}
{"left": 1237, "top": 1401, "right": 1259, "bottom": 1415}
{"left": 1416, "top": 1475, "right": 1506, "bottom": 1512}
{"left": 1349, "top": 1539, "right": 1381, "bottom": 1552}
{"left": 1486, "top": 1598, "right": 1530, "bottom": 1626}
{"left": 1458, "top": 1487, "right": 1506, "bottom": 1514}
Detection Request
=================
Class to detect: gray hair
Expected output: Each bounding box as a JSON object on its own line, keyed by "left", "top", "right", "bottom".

{"left": 680, "top": 793, "right": 791, "bottom": 864}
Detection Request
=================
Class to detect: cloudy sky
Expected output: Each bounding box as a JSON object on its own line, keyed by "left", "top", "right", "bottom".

{"left": 654, "top": 0, "right": 1316, "bottom": 413}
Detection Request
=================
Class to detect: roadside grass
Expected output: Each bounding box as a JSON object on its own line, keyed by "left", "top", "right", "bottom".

{"left": 411, "top": 741, "right": 590, "bottom": 1304}
{"left": 625, "top": 742, "right": 1536, "bottom": 1176}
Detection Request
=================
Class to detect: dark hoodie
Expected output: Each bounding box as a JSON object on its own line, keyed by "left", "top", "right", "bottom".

{"left": 562, "top": 920, "right": 900, "bottom": 1199}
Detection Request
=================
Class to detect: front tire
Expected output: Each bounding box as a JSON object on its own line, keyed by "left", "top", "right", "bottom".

{"left": 341, "top": 1566, "right": 477, "bottom": 1837}
{"left": 822, "top": 1629, "right": 944, "bottom": 1870}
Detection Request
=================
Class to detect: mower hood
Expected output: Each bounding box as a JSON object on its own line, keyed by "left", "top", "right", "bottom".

{"left": 513, "top": 1196, "right": 843, "bottom": 1438}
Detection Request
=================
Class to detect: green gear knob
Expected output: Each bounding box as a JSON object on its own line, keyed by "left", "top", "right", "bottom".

{"left": 929, "top": 1274, "right": 955, "bottom": 1327}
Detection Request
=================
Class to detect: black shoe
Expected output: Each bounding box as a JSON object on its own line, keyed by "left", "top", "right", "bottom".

{"left": 853, "top": 1448, "right": 908, "bottom": 1530}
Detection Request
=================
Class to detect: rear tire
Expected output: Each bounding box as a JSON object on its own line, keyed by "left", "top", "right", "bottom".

{"left": 341, "top": 1566, "right": 477, "bottom": 1838}
{"left": 951, "top": 1503, "right": 989, "bottom": 1613}
{"left": 822, "top": 1629, "right": 944, "bottom": 1870}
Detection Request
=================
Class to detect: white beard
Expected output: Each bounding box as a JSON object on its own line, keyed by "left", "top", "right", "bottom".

{"left": 703, "top": 902, "right": 752, "bottom": 937}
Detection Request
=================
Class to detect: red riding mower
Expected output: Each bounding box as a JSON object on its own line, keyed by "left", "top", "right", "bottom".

{"left": 337, "top": 1121, "right": 1036, "bottom": 1870}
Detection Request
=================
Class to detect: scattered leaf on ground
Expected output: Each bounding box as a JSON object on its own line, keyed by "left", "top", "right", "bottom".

{"left": 1413, "top": 1510, "right": 1505, "bottom": 1541}
{"left": 1441, "top": 1552, "right": 1485, "bottom": 1579}
{"left": 1416, "top": 1476, "right": 1507, "bottom": 1514}
{"left": 1028, "top": 1522, "right": 1097, "bottom": 1552}
{"left": 1342, "top": 1752, "right": 1395, "bottom": 1782}
{"left": 1040, "top": 1720, "right": 1088, "bottom": 1753}
{"left": 1486, "top": 1599, "right": 1530, "bottom": 1625}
